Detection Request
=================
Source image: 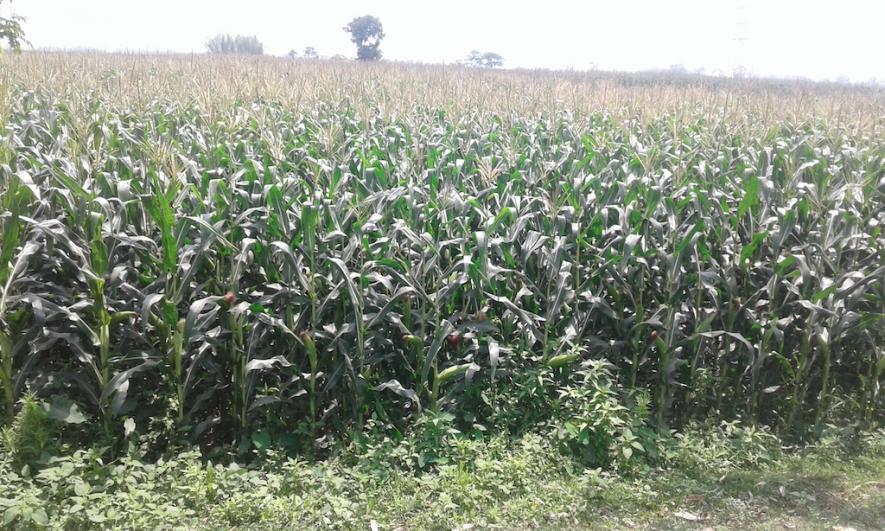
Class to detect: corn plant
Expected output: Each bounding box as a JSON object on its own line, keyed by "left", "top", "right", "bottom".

{"left": 0, "top": 55, "right": 882, "bottom": 451}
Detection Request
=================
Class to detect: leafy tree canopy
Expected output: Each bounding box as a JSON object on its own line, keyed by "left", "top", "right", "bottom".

{"left": 343, "top": 15, "right": 384, "bottom": 61}
{"left": 0, "top": 0, "right": 27, "bottom": 51}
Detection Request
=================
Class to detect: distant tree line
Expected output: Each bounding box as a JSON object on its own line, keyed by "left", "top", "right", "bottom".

{"left": 206, "top": 15, "right": 386, "bottom": 62}
{"left": 287, "top": 47, "right": 319, "bottom": 60}
{"left": 464, "top": 50, "right": 505, "bottom": 68}
{"left": 203, "top": 16, "right": 509, "bottom": 68}
{"left": 206, "top": 34, "right": 264, "bottom": 55}
{"left": 205, "top": 16, "right": 386, "bottom": 61}
{"left": 3, "top": 3, "right": 504, "bottom": 69}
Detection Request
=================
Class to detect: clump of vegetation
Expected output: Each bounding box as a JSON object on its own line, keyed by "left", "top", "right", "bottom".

{"left": 465, "top": 50, "right": 504, "bottom": 68}
{"left": 205, "top": 33, "right": 264, "bottom": 55}
{"left": 1, "top": 394, "right": 54, "bottom": 468}
{"left": 0, "top": 415, "right": 882, "bottom": 528}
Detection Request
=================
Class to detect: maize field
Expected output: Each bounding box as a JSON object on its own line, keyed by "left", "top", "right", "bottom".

{"left": 1, "top": 53, "right": 883, "bottom": 454}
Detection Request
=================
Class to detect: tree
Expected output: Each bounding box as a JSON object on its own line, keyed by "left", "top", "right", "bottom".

{"left": 465, "top": 50, "right": 504, "bottom": 68}
{"left": 343, "top": 15, "right": 384, "bottom": 61}
{"left": 286, "top": 50, "right": 298, "bottom": 59}
{"left": 205, "top": 34, "right": 264, "bottom": 55}
{"left": 0, "top": 0, "right": 27, "bottom": 51}
{"left": 303, "top": 46, "right": 318, "bottom": 59}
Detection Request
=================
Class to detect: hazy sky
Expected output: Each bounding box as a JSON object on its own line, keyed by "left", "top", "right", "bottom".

{"left": 6, "top": 0, "right": 884, "bottom": 81}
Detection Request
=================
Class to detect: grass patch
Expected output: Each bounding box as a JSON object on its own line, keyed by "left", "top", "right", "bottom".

{"left": 2, "top": 423, "right": 883, "bottom": 529}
